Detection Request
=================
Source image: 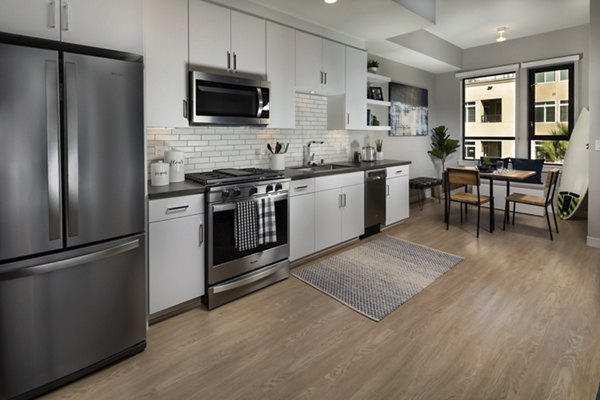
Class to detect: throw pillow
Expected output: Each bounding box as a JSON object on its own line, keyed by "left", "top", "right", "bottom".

{"left": 510, "top": 158, "right": 544, "bottom": 184}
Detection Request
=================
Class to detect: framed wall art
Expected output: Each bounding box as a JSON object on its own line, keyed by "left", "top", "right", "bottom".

{"left": 388, "top": 82, "right": 429, "bottom": 136}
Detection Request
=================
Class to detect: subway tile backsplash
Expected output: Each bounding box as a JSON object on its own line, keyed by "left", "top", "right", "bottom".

{"left": 147, "top": 93, "right": 351, "bottom": 174}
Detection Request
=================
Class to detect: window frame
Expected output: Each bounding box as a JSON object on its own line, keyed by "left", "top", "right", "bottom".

{"left": 461, "top": 71, "right": 517, "bottom": 161}
{"left": 527, "top": 63, "right": 574, "bottom": 158}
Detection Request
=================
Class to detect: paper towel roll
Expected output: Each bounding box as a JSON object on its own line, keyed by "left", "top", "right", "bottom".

{"left": 150, "top": 161, "right": 170, "bottom": 186}
{"left": 164, "top": 150, "right": 185, "bottom": 182}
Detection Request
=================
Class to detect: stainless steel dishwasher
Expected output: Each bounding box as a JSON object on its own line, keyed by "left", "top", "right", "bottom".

{"left": 364, "top": 169, "right": 387, "bottom": 235}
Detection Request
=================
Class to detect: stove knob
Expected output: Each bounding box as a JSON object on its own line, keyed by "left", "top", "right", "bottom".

{"left": 249, "top": 186, "right": 258, "bottom": 195}
{"left": 275, "top": 183, "right": 283, "bottom": 191}
{"left": 266, "top": 184, "right": 274, "bottom": 193}
{"left": 221, "top": 189, "right": 230, "bottom": 199}
{"left": 232, "top": 187, "right": 241, "bottom": 196}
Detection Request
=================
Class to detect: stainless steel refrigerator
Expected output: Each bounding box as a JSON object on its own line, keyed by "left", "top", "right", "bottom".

{"left": 0, "top": 42, "right": 146, "bottom": 399}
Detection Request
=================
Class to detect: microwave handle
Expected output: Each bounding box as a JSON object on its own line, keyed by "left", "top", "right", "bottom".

{"left": 256, "top": 88, "right": 264, "bottom": 117}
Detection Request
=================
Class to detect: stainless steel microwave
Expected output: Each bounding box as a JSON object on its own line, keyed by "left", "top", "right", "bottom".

{"left": 189, "top": 70, "right": 270, "bottom": 126}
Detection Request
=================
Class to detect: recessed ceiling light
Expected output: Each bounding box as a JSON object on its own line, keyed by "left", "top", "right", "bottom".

{"left": 324, "top": 0, "right": 337, "bottom": 4}
{"left": 496, "top": 27, "right": 507, "bottom": 42}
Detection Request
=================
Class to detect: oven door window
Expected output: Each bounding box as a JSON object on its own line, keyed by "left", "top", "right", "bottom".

{"left": 211, "top": 198, "right": 288, "bottom": 266}
{"left": 196, "top": 81, "right": 259, "bottom": 118}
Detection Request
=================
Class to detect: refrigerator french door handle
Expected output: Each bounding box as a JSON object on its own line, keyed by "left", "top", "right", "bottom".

{"left": 46, "top": 60, "right": 60, "bottom": 241}
{"left": 0, "top": 239, "right": 139, "bottom": 281}
{"left": 65, "top": 61, "right": 79, "bottom": 237}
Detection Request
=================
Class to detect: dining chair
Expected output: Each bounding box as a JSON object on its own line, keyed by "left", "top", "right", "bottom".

{"left": 503, "top": 169, "right": 560, "bottom": 240}
{"left": 445, "top": 168, "right": 491, "bottom": 238}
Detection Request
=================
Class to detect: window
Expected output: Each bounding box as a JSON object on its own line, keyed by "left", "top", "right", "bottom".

{"left": 465, "top": 101, "right": 475, "bottom": 122}
{"left": 528, "top": 64, "right": 574, "bottom": 164}
{"left": 463, "top": 72, "right": 516, "bottom": 160}
{"left": 535, "top": 101, "right": 555, "bottom": 123}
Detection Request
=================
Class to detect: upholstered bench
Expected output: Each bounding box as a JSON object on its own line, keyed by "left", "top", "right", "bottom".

{"left": 409, "top": 177, "right": 442, "bottom": 210}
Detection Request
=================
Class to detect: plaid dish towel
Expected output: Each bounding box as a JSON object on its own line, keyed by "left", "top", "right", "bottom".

{"left": 234, "top": 200, "right": 258, "bottom": 251}
{"left": 257, "top": 196, "right": 277, "bottom": 245}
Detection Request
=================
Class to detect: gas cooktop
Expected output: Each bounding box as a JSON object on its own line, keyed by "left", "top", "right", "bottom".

{"left": 186, "top": 168, "right": 286, "bottom": 186}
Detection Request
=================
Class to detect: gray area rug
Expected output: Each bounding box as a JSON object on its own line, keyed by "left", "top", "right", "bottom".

{"left": 292, "top": 235, "right": 463, "bottom": 321}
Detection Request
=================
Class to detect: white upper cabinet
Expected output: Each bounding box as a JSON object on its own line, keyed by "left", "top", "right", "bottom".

{"left": 189, "top": 1, "right": 266, "bottom": 76}
{"left": 266, "top": 22, "right": 295, "bottom": 129}
{"left": 0, "top": 0, "right": 60, "bottom": 41}
{"left": 143, "top": 0, "right": 189, "bottom": 128}
{"left": 0, "top": 0, "right": 142, "bottom": 53}
{"left": 344, "top": 47, "right": 367, "bottom": 129}
{"left": 295, "top": 31, "right": 345, "bottom": 95}
{"left": 60, "top": 0, "right": 143, "bottom": 54}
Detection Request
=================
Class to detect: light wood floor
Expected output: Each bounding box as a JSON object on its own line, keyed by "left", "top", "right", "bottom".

{"left": 44, "top": 200, "right": 600, "bottom": 400}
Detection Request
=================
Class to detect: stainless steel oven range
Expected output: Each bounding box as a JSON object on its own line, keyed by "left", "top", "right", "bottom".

{"left": 186, "top": 168, "right": 289, "bottom": 309}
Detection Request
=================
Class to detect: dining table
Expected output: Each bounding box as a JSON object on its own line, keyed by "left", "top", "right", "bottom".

{"left": 477, "top": 168, "right": 536, "bottom": 232}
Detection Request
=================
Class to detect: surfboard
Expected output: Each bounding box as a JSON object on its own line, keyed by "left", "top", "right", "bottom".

{"left": 557, "top": 108, "right": 589, "bottom": 219}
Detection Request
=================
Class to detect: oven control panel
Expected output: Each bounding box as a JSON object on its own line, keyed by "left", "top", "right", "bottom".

{"left": 207, "top": 179, "right": 290, "bottom": 203}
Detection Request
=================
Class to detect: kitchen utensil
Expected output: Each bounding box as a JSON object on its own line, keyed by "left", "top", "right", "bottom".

{"left": 362, "top": 146, "right": 376, "bottom": 162}
{"left": 275, "top": 142, "right": 282, "bottom": 154}
{"left": 164, "top": 149, "right": 185, "bottom": 182}
{"left": 267, "top": 143, "right": 273, "bottom": 153}
{"left": 283, "top": 143, "right": 289, "bottom": 153}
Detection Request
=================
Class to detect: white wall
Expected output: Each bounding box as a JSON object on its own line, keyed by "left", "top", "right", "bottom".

{"left": 351, "top": 55, "right": 438, "bottom": 178}
{"left": 588, "top": 3, "right": 600, "bottom": 247}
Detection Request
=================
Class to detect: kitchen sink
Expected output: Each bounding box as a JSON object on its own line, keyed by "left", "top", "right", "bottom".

{"left": 292, "top": 163, "right": 354, "bottom": 172}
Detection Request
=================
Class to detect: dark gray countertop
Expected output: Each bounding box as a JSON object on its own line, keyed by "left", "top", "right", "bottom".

{"left": 147, "top": 159, "right": 411, "bottom": 198}
{"left": 284, "top": 159, "right": 411, "bottom": 180}
{"left": 147, "top": 180, "right": 205, "bottom": 200}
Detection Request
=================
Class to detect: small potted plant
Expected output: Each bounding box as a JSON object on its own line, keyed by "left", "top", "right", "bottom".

{"left": 375, "top": 139, "right": 383, "bottom": 160}
{"left": 367, "top": 59, "right": 379, "bottom": 73}
{"left": 427, "top": 125, "right": 460, "bottom": 175}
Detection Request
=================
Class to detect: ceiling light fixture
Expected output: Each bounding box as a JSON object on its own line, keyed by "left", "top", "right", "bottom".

{"left": 496, "top": 27, "right": 507, "bottom": 42}
{"left": 324, "top": 0, "right": 337, "bottom": 4}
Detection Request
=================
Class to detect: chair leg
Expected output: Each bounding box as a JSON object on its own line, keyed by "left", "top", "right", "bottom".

{"left": 512, "top": 202, "right": 516, "bottom": 225}
{"left": 551, "top": 202, "right": 559, "bottom": 234}
{"left": 503, "top": 199, "right": 509, "bottom": 231}
{"left": 476, "top": 204, "right": 481, "bottom": 238}
{"left": 446, "top": 202, "right": 450, "bottom": 230}
{"left": 460, "top": 203, "right": 463, "bottom": 224}
{"left": 545, "top": 206, "right": 554, "bottom": 240}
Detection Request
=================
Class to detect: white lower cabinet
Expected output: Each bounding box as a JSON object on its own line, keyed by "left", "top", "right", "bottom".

{"left": 149, "top": 194, "right": 205, "bottom": 315}
{"left": 386, "top": 165, "right": 410, "bottom": 225}
{"left": 315, "top": 172, "right": 364, "bottom": 252}
{"left": 289, "top": 179, "right": 315, "bottom": 261}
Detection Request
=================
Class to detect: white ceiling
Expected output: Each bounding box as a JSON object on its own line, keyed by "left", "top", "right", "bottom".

{"left": 244, "top": 0, "right": 589, "bottom": 73}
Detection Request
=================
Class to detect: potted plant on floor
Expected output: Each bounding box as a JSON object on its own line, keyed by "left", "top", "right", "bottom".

{"left": 428, "top": 125, "right": 460, "bottom": 176}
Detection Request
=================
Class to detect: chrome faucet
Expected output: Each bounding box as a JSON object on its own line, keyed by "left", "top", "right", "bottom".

{"left": 303, "top": 141, "right": 324, "bottom": 166}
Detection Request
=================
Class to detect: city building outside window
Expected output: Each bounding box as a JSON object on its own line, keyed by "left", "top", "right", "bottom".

{"left": 528, "top": 64, "right": 574, "bottom": 164}
{"left": 462, "top": 72, "right": 516, "bottom": 160}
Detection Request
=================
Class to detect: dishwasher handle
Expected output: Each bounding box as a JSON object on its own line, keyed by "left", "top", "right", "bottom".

{"left": 365, "top": 169, "right": 387, "bottom": 181}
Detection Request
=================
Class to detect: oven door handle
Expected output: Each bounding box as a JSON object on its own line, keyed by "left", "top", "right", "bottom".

{"left": 211, "top": 193, "right": 288, "bottom": 213}
{"left": 211, "top": 262, "right": 285, "bottom": 294}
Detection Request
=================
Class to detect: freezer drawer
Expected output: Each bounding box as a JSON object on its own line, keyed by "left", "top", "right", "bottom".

{"left": 0, "top": 235, "right": 146, "bottom": 400}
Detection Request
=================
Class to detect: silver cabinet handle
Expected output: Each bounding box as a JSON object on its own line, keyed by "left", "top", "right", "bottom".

{"left": 61, "top": 2, "right": 70, "bottom": 31}
{"left": 48, "top": 0, "right": 56, "bottom": 28}
{"left": 320, "top": 71, "right": 324, "bottom": 85}
{"left": 338, "top": 193, "right": 343, "bottom": 208}
{"left": 347, "top": 113, "right": 349, "bottom": 124}
{"left": 65, "top": 61, "right": 79, "bottom": 237}
{"left": 324, "top": 71, "right": 327, "bottom": 85}
{"left": 227, "top": 51, "right": 231, "bottom": 70}
{"left": 199, "top": 224, "right": 204, "bottom": 246}
{"left": 343, "top": 193, "right": 347, "bottom": 207}
{"left": 46, "top": 60, "right": 60, "bottom": 241}
{"left": 256, "top": 88, "right": 263, "bottom": 117}
{"left": 166, "top": 205, "right": 189, "bottom": 213}
{"left": 386, "top": 185, "right": 390, "bottom": 196}
{"left": 396, "top": 170, "right": 403, "bottom": 174}
{"left": 0, "top": 239, "right": 139, "bottom": 281}
{"left": 183, "top": 99, "right": 187, "bottom": 118}
{"left": 294, "top": 185, "right": 308, "bottom": 191}
{"left": 233, "top": 52, "right": 237, "bottom": 71}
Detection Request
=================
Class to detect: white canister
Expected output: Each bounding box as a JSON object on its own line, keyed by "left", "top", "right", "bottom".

{"left": 164, "top": 150, "right": 185, "bottom": 182}
{"left": 270, "top": 154, "right": 285, "bottom": 171}
{"left": 150, "top": 161, "right": 170, "bottom": 186}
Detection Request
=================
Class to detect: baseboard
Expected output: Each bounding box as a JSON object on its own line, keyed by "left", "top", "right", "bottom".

{"left": 587, "top": 235, "right": 600, "bottom": 248}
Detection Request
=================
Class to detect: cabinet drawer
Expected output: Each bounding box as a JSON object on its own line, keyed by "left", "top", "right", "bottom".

{"left": 289, "top": 178, "right": 315, "bottom": 196}
{"left": 149, "top": 194, "right": 204, "bottom": 222}
{"left": 315, "top": 171, "right": 363, "bottom": 191}
{"left": 386, "top": 165, "right": 409, "bottom": 178}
